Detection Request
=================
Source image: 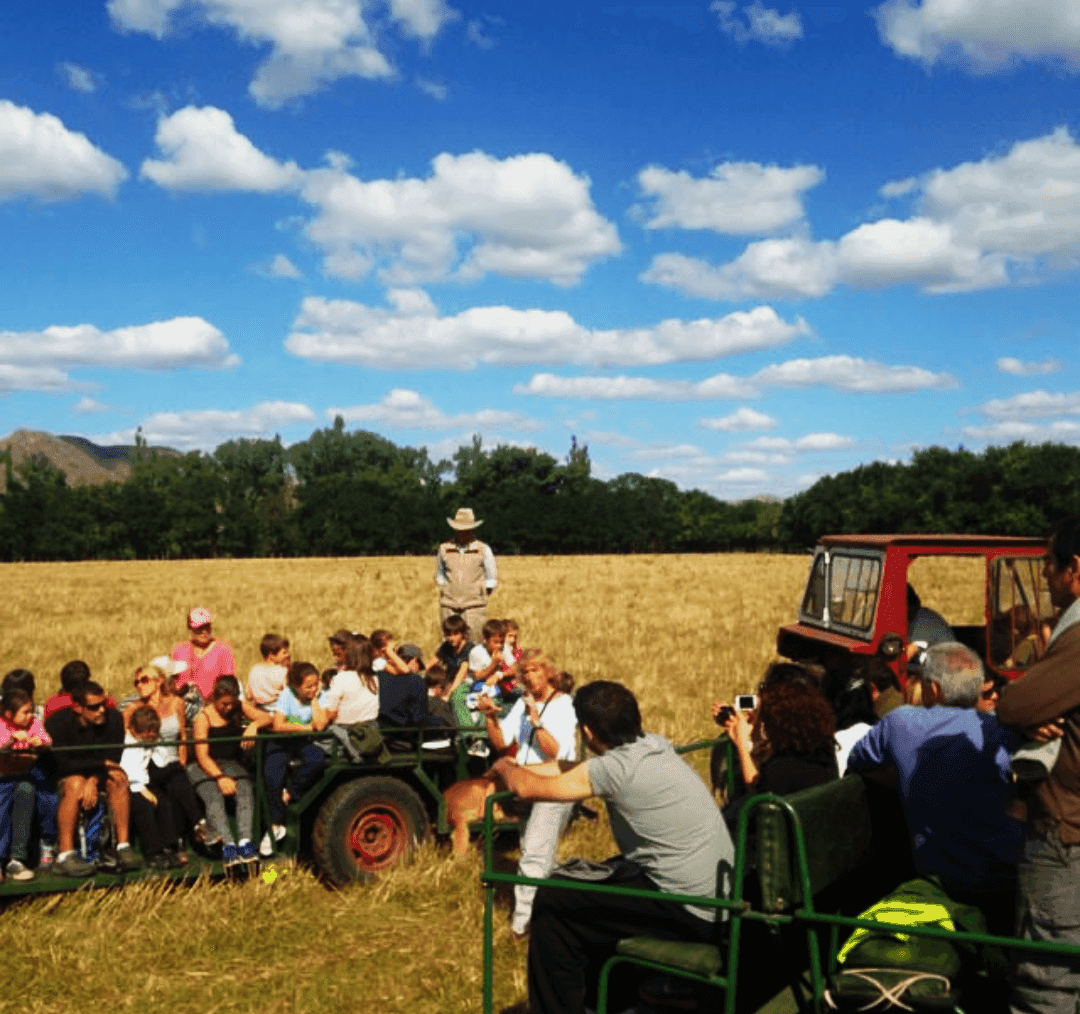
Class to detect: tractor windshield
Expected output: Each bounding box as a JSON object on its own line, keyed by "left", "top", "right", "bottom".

{"left": 800, "top": 549, "right": 883, "bottom": 637}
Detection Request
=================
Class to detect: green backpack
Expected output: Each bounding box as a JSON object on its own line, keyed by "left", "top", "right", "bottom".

{"left": 827, "top": 879, "right": 996, "bottom": 1011}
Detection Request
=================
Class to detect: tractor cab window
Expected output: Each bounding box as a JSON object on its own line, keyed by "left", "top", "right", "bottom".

{"left": 991, "top": 556, "right": 1054, "bottom": 670}
{"left": 799, "top": 549, "right": 882, "bottom": 637}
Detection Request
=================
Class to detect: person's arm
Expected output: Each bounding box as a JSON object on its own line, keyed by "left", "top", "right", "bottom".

{"left": 272, "top": 711, "right": 313, "bottom": 734}
{"left": 844, "top": 718, "right": 891, "bottom": 773}
{"left": 483, "top": 543, "right": 497, "bottom": 594}
{"left": 241, "top": 699, "right": 273, "bottom": 727}
{"left": 434, "top": 545, "right": 448, "bottom": 586}
{"left": 490, "top": 756, "right": 592, "bottom": 802}
{"left": 720, "top": 708, "right": 758, "bottom": 787}
{"left": 310, "top": 694, "right": 329, "bottom": 732}
{"left": 176, "top": 703, "right": 188, "bottom": 767}
{"left": 999, "top": 631, "right": 1080, "bottom": 729}
{"left": 477, "top": 695, "right": 513, "bottom": 754}
{"left": 447, "top": 660, "right": 469, "bottom": 695}
{"left": 382, "top": 645, "right": 409, "bottom": 675}
{"left": 193, "top": 713, "right": 220, "bottom": 776}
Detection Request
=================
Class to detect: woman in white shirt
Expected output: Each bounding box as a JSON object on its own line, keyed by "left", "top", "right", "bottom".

{"left": 448, "top": 652, "right": 577, "bottom": 935}
{"left": 323, "top": 640, "right": 380, "bottom": 725}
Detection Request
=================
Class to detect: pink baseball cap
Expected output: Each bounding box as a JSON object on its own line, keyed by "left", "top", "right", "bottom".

{"left": 187, "top": 606, "right": 213, "bottom": 628}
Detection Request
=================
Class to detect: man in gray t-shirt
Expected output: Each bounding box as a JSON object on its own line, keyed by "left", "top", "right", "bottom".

{"left": 491, "top": 681, "right": 733, "bottom": 1014}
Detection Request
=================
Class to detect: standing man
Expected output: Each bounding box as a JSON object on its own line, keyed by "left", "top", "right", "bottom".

{"left": 998, "top": 518, "right": 1080, "bottom": 1014}
{"left": 435, "top": 507, "right": 497, "bottom": 643}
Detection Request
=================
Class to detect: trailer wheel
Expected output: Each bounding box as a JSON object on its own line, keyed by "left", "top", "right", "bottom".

{"left": 312, "top": 777, "right": 429, "bottom": 886}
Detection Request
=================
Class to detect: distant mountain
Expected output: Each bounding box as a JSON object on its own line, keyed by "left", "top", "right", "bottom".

{"left": 0, "top": 430, "right": 176, "bottom": 492}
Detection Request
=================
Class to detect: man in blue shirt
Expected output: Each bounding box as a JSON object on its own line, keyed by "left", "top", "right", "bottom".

{"left": 848, "top": 641, "right": 1023, "bottom": 933}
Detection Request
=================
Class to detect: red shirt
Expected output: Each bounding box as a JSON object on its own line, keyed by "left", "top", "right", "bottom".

{"left": 171, "top": 640, "right": 236, "bottom": 698}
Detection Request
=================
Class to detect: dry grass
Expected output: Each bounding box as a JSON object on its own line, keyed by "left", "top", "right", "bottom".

{"left": 0, "top": 552, "right": 817, "bottom": 1013}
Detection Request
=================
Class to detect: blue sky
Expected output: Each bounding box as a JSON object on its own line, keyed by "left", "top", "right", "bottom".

{"left": 2, "top": 0, "right": 1080, "bottom": 497}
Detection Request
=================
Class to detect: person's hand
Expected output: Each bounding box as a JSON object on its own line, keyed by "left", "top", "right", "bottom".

{"left": 104, "top": 758, "right": 122, "bottom": 769}
{"left": 524, "top": 694, "right": 541, "bottom": 726}
{"left": 27, "top": 736, "right": 43, "bottom": 748}
{"left": 1028, "top": 721, "right": 1065, "bottom": 745}
{"left": 476, "top": 695, "right": 500, "bottom": 717}
{"left": 81, "top": 778, "right": 99, "bottom": 810}
{"left": 140, "top": 788, "right": 158, "bottom": 806}
{"left": 218, "top": 775, "right": 237, "bottom": 796}
{"left": 711, "top": 701, "right": 724, "bottom": 721}
{"left": 722, "top": 708, "right": 751, "bottom": 748}
{"left": 12, "top": 730, "right": 27, "bottom": 744}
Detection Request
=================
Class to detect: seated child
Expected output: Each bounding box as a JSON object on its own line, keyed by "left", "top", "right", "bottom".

{"left": 0, "top": 683, "right": 55, "bottom": 881}
{"left": 120, "top": 705, "right": 183, "bottom": 869}
{"left": 264, "top": 662, "right": 331, "bottom": 849}
{"left": 247, "top": 633, "right": 291, "bottom": 713}
{"left": 468, "top": 620, "right": 506, "bottom": 692}
{"left": 370, "top": 630, "right": 411, "bottom": 675}
{"left": 501, "top": 619, "right": 521, "bottom": 668}
{"left": 424, "top": 665, "right": 455, "bottom": 727}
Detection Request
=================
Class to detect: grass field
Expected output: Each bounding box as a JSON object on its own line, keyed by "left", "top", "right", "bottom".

{"left": 0, "top": 552, "right": 977, "bottom": 1013}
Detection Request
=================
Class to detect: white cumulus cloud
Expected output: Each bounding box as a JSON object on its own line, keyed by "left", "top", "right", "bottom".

{"left": 754, "top": 355, "right": 957, "bottom": 393}
{"left": 962, "top": 420, "right": 1080, "bottom": 443}
{"left": 327, "top": 389, "right": 542, "bottom": 432}
{"left": 636, "top": 161, "right": 823, "bottom": 234}
{"left": 874, "top": 0, "right": 1080, "bottom": 72}
{"left": 711, "top": 1, "right": 803, "bottom": 45}
{"left": 93, "top": 401, "right": 317, "bottom": 451}
{"left": 979, "top": 390, "right": 1080, "bottom": 419}
{"left": 997, "top": 356, "right": 1062, "bottom": 376}
{"left": 700, "top": 407, "right": 778, "bottom": 432}
{"left": 0, "top": 317, "right": 239, "bottom": 371}
{"left": 513, "top": 373, "right": 757, "bottom": 402}
{"left": 108, "top": 0, "right": 455, "bottom": 107}
{"left": 141, "top": 106, "right": 304, "bottom": 192}
{"left": 301, "top": 150, "right": 621, "bottom": 285}
{"left": 0, "top": 365, "right": 79, "bottom": 395}
{"left": 286, "top": 291, "right": 807, "bottom": 369}
{"left": 0, "top": 100, "right": 127, "bottom": 202}
{"left": 646, "top": 127, "right": 1080, "bottom": 298}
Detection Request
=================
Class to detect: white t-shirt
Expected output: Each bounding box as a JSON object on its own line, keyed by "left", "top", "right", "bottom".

{"left": 499, "top": 692, "right": 578, "bottom": 765}
{"left": 325, "top": 670, "right": 379, "bottom": 724}
{"left": 835, "top": 722, "right": 873, "bottom": 777}
{"left": 372, "top": 657, "right": 387, "bottom": 672}
{"left": 247, "top": 663, "right": 288, "bottom": 706}
{"left": 468, "top": 643, "right": 493, "bottom": 675}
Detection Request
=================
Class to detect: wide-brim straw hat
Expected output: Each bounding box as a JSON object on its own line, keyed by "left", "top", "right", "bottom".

{"left": 447, "top": 507, "right": 483, "bottom": 530}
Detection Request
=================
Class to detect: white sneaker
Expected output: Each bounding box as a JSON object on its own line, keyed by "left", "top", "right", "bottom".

{"left": 6, "top": 859, "right": 33, "bottom": 882}
{"left": 259, "top": 825, "right": 287, "bottom": 856}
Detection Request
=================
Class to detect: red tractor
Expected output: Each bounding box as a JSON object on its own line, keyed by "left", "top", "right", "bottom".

{"left": 777, "top": 534, "right": 1052, "bottom": 690}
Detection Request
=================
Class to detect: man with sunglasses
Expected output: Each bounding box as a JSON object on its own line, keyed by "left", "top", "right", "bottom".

{"left": 45, "top": 681, "right": 141, "bottom": 877}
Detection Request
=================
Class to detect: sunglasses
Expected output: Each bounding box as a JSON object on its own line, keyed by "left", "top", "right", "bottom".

{"left": 134, "top": 676, "right": 155, "bottom": 686}
{"left": 81, "top": 701, "right": 107, "bottom": 712}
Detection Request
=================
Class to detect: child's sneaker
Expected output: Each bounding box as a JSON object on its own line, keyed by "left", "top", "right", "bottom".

{"left": 222, "top": 843, "right": 240, "bottom": 868}
{"left": 39, "top": 842, "right": 56, "bottom": 868}
{"left": 6, "top": 859, "right": 33, "bottom": 882}
{"left": 238, "top": 841, "right": 258, "bottom": 865}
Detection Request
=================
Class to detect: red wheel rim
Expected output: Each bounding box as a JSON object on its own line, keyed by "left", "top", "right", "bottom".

{"left": 346, "top": 803, "right": 410, "bottom": 872}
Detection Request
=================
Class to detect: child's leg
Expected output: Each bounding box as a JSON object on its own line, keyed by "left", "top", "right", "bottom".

{"left": 263, "top": 746, "right": 291, "bottom": 826}
{"left": 0, "top": 778, "right": 18, "bottom": 859}
{"left": 151, "top": 761, "right": 202, "bottom": 834}
{"left": 130, "top": 792, "right": 166, "bottom": 857}
{"left": 28, "top": 765, "right": 57, "bottom": 847}
{"left": 285, "top": 743, "right": 326, "bottom": 803}
{"left": 9, "top": 781, "right": 37, "bottom": 863}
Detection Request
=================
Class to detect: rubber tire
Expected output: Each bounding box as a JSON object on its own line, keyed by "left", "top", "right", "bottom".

{"left": 312, "top": 776, "right": 429, "bottom": 887}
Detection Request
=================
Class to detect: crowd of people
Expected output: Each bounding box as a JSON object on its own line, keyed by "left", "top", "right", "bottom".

{"left": 0, "top": 604, "right": 540, "bottom": 881}
{"left": 4, "top": 508, "right": 1080, "bottom": 1014}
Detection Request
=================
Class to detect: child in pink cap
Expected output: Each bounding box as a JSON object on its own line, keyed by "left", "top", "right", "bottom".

{"left": 171, "top": 608, "right": 237, "bottom": 701}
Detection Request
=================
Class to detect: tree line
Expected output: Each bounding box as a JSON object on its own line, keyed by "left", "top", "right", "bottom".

{"left": 3, "top": 427, "right": 1077, "bottom": 562}
{"left": 0, "top": 419, "right": 782, "bottom": 561}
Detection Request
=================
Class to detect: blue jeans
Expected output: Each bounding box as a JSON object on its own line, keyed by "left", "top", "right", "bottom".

{"left": 0, "top": 766, "right": 57, "bottom": 860}
{"left": 1012, "top": 824, "right": 1080, "bottom": 1014}
{"left": 264, "top": 741, "right": 326, "bottom": 825}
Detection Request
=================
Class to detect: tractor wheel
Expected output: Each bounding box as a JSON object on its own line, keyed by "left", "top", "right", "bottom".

{"left": 312, "top": 776, "right": 429, "bottom": 886}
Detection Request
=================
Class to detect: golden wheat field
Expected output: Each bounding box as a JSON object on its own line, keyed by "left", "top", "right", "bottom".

{"left": 0, "top": 552, "right": 980, "bottom": 1014}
